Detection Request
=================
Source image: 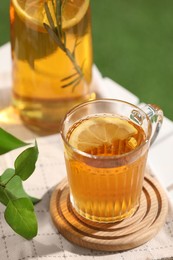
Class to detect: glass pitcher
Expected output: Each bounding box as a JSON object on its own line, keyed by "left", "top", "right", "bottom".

{"left": 10, "top": 0, "right": 93, "bottom": 134}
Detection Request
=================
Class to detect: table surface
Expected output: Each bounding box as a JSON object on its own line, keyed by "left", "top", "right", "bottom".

{"left": 0, "top": 43, "right": 173, "bottom": 260}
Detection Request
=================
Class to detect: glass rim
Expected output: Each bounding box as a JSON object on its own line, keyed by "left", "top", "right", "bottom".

{"left": 60, "top": 98, "right": 151, "bottom": 160}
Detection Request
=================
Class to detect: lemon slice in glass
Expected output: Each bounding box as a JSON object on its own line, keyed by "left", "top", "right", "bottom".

{"left": 68, "top": 116, "right": 138, "bottom": 152}
{"left": 12, "top": 0, "right": 89, "bottom": 31}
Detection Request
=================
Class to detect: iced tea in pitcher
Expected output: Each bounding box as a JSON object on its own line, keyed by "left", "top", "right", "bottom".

{"left": 10, "top": 0, "right": 93, "bottom": 133}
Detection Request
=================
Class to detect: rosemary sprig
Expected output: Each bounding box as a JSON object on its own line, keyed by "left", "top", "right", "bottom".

{"left": 43, "top": 0, "right": 84, "bottom": 90}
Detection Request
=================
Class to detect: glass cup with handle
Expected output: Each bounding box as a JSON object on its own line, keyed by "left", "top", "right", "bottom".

{"left": 61, "top": 99, "right": 163, "bottom": 223}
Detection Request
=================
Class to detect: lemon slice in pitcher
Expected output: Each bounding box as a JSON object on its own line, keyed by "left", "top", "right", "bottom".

{"left": 12, "top": 0, "right": 89, "bottom": 31}
{"left": 68, "top": 116, "right": 138, "bottom": 152}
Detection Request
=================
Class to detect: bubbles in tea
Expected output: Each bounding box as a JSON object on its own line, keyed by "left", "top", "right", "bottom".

{"left": 65, "top": 114, "right": 148, "bottom": 222}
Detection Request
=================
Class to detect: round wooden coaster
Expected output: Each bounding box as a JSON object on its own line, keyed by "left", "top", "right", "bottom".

{"left": 50, "top": 175, "right": 168, "bottom": 252}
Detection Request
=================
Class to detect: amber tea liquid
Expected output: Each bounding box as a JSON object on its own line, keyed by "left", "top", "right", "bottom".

{"left": 65, "top": 115, "right": 148, "bottom": 222}
{"left": 10, "top": 0, "right": 93, "bottom": 133}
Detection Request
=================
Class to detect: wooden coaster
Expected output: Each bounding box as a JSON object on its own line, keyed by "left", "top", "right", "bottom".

{"left": 50, "top": 175, "right": 168, "bottom": 252}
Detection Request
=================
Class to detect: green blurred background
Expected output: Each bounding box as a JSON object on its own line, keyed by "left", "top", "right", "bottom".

{"left": 1, "top": 0, "right": 173, "bottom": 120}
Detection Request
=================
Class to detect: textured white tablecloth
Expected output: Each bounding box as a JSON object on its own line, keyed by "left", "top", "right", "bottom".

{"left": 0, "top": 43, "right": 173, "bottom": 260}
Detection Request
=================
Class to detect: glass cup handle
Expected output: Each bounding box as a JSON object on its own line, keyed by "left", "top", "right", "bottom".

{"left": 142, "top": 104, "right": 163, "bottom": 146}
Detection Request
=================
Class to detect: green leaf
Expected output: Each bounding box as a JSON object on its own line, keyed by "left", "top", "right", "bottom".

{"left": 14, "top": 141, "right": 39, "bottom": 181}
{"left": 0, "top": 186, "right": 17, "bottom": 206}
{"left": 0, "top": 128, "right": 28, "bottom": 155}
{"left": 0, "top": 168, "right": 15, "bottom": 185}
{"left": 0, "top": 169, "right": 39, "bottom": 204}
{"left": 61, "top": 76, "right": 81, "bottom": 88}
{"left": 61, "top": 71, "right": 78, "bottom": 82}
{"left": 72, "top": 77, "right": 82, "bottom": 91}
{"left": 0, "top": 169, "right": 17, "bottom": 206}
{"left": 0, "top": 165, "right": 39, "bottom": 204}
{"left": 0, "top": 186, "right": 9, "bottom": 205}
{"left": 6, "top": 175, "right": 40, "bottom": 204}
{"left": 0, "top": 169, "right": 16, "bottom": 205}
{"left": 4, "top": 198, "right": 38, "bottom": 240}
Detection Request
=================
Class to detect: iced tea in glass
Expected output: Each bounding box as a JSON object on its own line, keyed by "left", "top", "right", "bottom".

{"left": 61, "top": 99, "right": 163, "bottom": 222}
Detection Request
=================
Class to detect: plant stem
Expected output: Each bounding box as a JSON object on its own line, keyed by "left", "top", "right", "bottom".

{"left": 65, "top": 48, "right": 84, "bottom": 78}
{"left": 44, "top": 0, "right": 84, "bottom": 89}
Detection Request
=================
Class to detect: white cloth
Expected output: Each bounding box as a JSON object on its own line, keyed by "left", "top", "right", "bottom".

{"left": 0, "top": 43, "right": 173, "bottom": 260}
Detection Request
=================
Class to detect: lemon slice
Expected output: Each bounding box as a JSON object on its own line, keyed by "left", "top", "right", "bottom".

{"left": 68, "top": 116, "right": 138, "bottom": 152}
{"left": 62, "top": 0, "right": 89, "bottom": 29}
{"left": 12, "top": 0, "right": 89, "bottom": 31}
